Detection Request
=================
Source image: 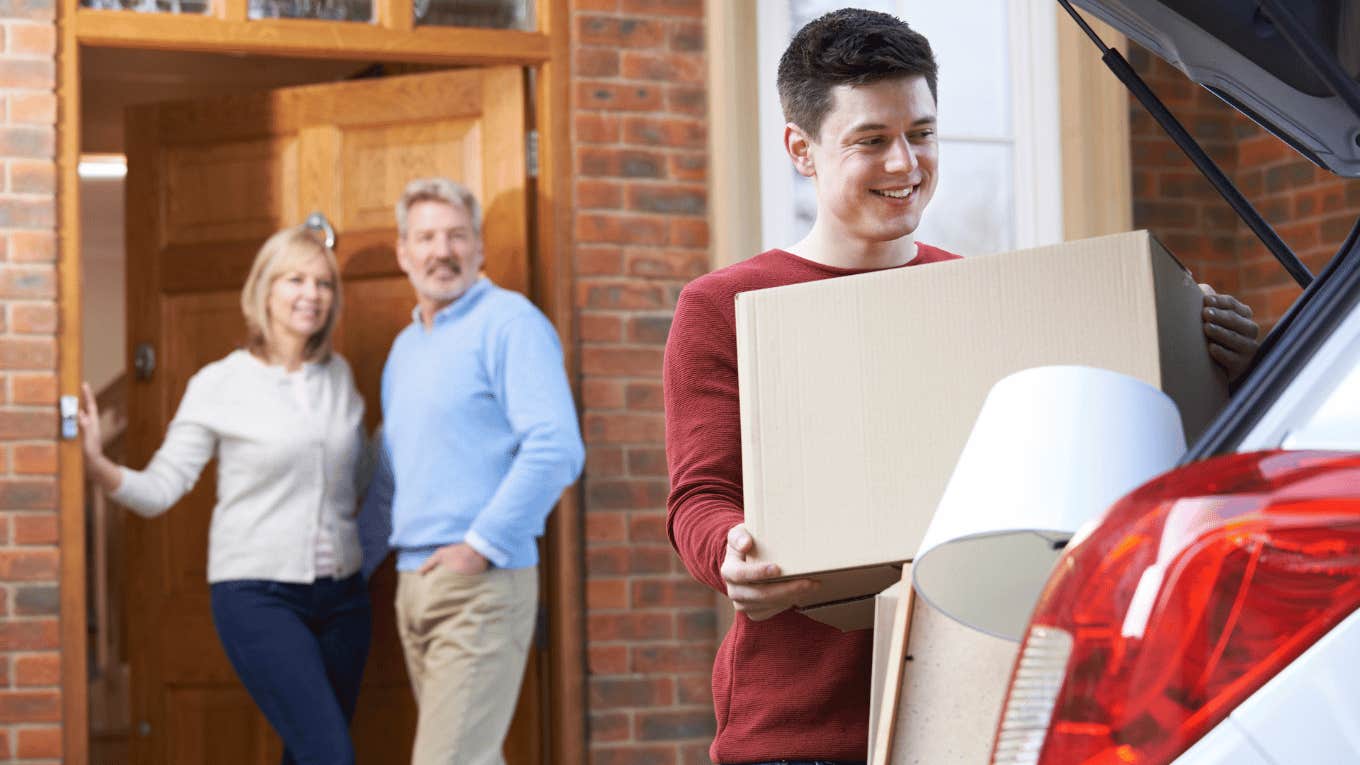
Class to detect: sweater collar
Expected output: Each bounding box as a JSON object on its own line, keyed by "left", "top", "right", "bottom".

{"left": 410, "top": 275, "right": 492, "bottom": 328}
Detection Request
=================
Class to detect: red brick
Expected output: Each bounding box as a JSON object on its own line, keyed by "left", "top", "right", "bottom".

{"left": 583, "top": 378, "right": 626, "bottom": 409}
{"left": 580, "top": 315, "right": 624, "bottom": 345}
{"left": 632, "top": 644, "right": 713, "bottom": 674}
{"left": 669, "top": 218, "right": 709, "bottom": 248}
{"left": 579, "top": 179, "right": 625, "bottom": 210}
{"left": 577, "top": 15, "right": 665, "bottom": 48}
{"left": 629, "top": 186, "right": 705, "bottom": 216}
{"left": 9, "top": 92, "right": 56, "bottom": 125}
{"left": 0, "top": 0, "right": 55, "bottom": 21}
{"left": 9, "top": 159, "right": 54, "bottom": 195}
{"left": 669, "top": 153, "right": 706, "bottom": 182}
{"left": 575, "top": 48, "right": 620, "bottom": 78}
{"left": 620, "top": 51, "right": 705, "bottom": 83}
{"left": 677, "top": 672, "right": 718, "bottom": 702}
{"left": 0, "top": 196, "right": 54, "bottom": 228}
{"left": 584, "top": 412, "right": 664, "bottom": 443}
{"left": 589, "top": 675, "right": 675, "bottom": 707}
{"left": 624, "top": 116, "right": 706, "bottom": 149}
{"left": 0, "top": 337, "right": 55, "bottom": 369}
{"left": 680, "top": 741, "right": 713, "bottom": 765}
{"left": 587, "top": 578, "right": 629, "bottom": 610}
{"left": 587, "top": 544, "right": 673, "bottom": 575}
{"left": 668, "top": 20, "right": 703, "bottom": 51}
{"left": 12, "top": 512, "right": 55, "bottom": 543}
{"left": 666, "top": 85, "right": 706, "bottom": 116}
{"left": 12, "top": 445, "right": 58, "bottom": 481}
{"left": 587, "top": 478, "right": 668, "bottom": 510}
{"left": 0, "top": 409, "right": 55, "bottom": 438}
{"left": 15, "top": 724, "right": 60, "bottom": 758}
{"left": 10, "top": 302, "right": 55, "bottom": 334}
{"left": 579, "top": 279, "right": 668, "bottom": 310}
{"left": 577, "top": 81, "right": 665, "bottom": 112}
{"left": 7, "top": 22, "right": 53, "bottom": 55}
{"left": 8, "top": 231, "right": 54, "bottom": 263}
{"left": 575, "top": 0, "right": 616, "bottom": 9}
{"left": 0, "top": 548, "right": 56, "bottom": 578}
{"left": 0, "top": 690, "right": 59, "bottom": 722}
{"left": 577, "top": 246, "right": 625, "bottom": 277}
{"left": 0, "top": 266, "right": 55, "bottom": 299}
{"left": 620, "top": 0, "right": 702, "bottom": 17}
{"left": 629, "top": 512, "right": 667, "bottom": 542}
{"left": 577, "top": 213, "right": 669, "bottom": 246}
{"left": 0, "top": 620, "right": 58, "bottom": 650}
{"left": 0, "top": 60, "right": 52, "bottom": 91}
{"left": 632, "top": 578, "right": 711, "bottom": 609}
{"left": 589, "top": 644, "right": 629, "bottom": 676}
{"left": 676, "top": 609, "right": 716, "bottom": 640}
{"left": 578, "top": 147, "right": 666, "bottom": 179}
{"left": 590, "top": 711, "right": 631, "bottom": 743}
{"left": 12, "top": 373, "right": 56, "bottom": 404}
{"left": 625, "top": 314, "right": 673, "bottom": 344}
{"left": 636, "top": 709, "right": 716, "bottom": 741}
{"left": 14, "top": 584, "right": 57, "bottom": 615}
{"left": 625, "top": 381, "right": 664, "bottom": 410}
{"left": 575, "top": 113, "right": 621, "bottom": 144}
{"left": 581, "top": 347, "right": 663, "bottom": 377}
{"left": 627, "top": 250, "right": 709, "bottom": 279}
{"left": 13, "top": 654, "right": 58, "bottom": 686}
{"left": 585, "top": 510, "right": 628, "bottom": 542}
{"left": 592, "top": 745, "right": 676, "bottom": 765}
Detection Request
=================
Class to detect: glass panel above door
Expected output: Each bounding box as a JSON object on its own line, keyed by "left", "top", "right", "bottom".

{"left": 249, "top": 0, "right": 373, "bottom": 21}
{"left": 414, "top": 0, "right": 532, "bottom": 30}
{"left": 80, "top": 0, "right": 211, "bottom": 14}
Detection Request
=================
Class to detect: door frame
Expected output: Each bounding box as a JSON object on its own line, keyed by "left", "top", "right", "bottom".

{"left": 55, "top": 2, "right": 582, "bottom": 763}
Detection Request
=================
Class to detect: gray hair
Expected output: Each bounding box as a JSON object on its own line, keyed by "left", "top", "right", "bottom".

{"left": 395, "top": 177, "right": 482, "bottom": 237}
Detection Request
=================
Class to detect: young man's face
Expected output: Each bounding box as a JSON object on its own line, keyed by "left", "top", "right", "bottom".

{"left": 788, "top": 75, "right": 939, "bottom": 246}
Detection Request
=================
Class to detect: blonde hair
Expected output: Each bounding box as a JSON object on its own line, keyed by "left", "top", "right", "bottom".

{"left": 240, "top": 226, "right": 342, "bottom": 363}
{"left": 395, "top": 177, "right": 482, "bottom": 237}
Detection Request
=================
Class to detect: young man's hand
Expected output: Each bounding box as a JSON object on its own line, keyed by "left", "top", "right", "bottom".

{"left": 1200, "top": 284, "right": 1260, "bottom": 383}
{"left": 721, "top": 524, "right": 819, "bottom": 621}
{"left": 419, "top": 543, "right": 490, "bottom": 575}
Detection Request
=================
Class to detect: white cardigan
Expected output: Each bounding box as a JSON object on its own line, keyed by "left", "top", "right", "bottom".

{"left": 113, "top": 349, "right": 367, "bottom": 583}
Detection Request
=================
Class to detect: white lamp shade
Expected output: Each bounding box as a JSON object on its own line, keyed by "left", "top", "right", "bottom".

{"left": 912, "top": 366, "right": 1187, "bottom": 641}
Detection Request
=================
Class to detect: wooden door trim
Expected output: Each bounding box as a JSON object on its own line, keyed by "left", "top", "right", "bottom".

{"left": 56, "top": 1, "right": 582, "bottom": 763}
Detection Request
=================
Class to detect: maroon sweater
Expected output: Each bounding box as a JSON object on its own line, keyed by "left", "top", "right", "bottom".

{"left": 664, "top": 246, "right": 961, "bottom": 763}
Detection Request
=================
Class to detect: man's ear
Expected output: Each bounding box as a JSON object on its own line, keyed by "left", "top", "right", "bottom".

{"left": 785, "top": 123, "right": 816, "bottom": 178}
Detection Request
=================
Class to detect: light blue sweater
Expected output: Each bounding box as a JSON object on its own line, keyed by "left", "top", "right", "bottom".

{"left": 359, "top": 277, "right": 583, "bottom": 573}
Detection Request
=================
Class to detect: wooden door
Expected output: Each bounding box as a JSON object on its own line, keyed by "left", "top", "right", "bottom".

{"left": 124, "top": 67, "right": 542, "bottom": 765}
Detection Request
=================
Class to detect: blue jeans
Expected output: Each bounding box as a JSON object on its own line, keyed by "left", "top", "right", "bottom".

{"left": 210, "top": 574, "right": 372, "bottom": 765}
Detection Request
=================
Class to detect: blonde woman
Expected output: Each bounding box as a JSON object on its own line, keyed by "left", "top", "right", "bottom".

{"left": 79, "top": 226, "right": 370, "bottom": 765}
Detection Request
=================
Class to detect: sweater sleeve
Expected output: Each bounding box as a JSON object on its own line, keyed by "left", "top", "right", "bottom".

{"left": 111, "top": 374, "right": 217, "bottom": 518}
{"left": 467, "top": 311, "right": 585, "bottom": 564}
{"left": 664, "top": 283, "right": 745, "bottom": 594}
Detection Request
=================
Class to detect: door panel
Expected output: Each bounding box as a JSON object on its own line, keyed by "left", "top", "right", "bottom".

{"left": 125, "top": 67, "right": 538, "bottom": 765}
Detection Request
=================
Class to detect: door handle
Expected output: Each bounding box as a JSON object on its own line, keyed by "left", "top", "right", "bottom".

{"left": 305, "top": 211, "right": 337, "bottom": 250}
{"left": 134, "top": 342, "right": 156, "bottom": 381}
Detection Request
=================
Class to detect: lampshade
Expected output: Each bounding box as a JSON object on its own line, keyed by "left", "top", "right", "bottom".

{"left": 912, "top": 365, "right": 1187, "bottom": 642}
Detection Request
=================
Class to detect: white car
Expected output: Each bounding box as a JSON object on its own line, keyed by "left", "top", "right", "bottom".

{"left": 991, "top": 2, "right": 1360, "bottom": 764}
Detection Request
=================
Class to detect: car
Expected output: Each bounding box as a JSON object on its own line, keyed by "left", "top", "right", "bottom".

{"left": 989, "top": 2, "right": 1360, "bottom": 764}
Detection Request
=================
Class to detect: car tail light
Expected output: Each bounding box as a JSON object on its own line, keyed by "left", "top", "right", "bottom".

{"left": 991, "top": 450, "right": 1360, "bottom": 765}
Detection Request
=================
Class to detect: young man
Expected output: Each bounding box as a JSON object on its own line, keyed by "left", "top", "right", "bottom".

{"left": 663, "top": 9, "right": 1259, "bottom": 764}
{"left": 361, "top": 177, "right": 584, "bottom": 765}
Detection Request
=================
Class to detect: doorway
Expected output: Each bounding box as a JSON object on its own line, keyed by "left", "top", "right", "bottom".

{"left": 78, "top": 47, "right": 555, "bottom": 764}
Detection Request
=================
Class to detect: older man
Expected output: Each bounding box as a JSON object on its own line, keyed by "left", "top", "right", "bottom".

{"left": 362, "top": 177, "right": 583, "bottom": 765}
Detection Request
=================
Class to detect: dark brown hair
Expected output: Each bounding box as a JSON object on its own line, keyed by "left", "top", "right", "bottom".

{"left": 777, "top": 8, "right": 939, "bottom": 140}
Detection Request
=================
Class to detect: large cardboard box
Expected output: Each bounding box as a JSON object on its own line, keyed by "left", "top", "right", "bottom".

{"left": 735, "top": 230, "right": 1227, "bottom": 626}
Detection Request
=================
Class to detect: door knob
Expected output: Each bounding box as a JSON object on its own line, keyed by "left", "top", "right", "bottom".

{"left": 305, "top": 211, "right": 337, "bottom": 250}
{"left": 134, "top": 343, "right": 156, "bottom": 381}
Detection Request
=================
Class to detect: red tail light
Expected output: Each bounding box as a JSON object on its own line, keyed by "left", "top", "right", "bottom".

{"left": 991, "top": 451, "right": 1360, "bottom": 765}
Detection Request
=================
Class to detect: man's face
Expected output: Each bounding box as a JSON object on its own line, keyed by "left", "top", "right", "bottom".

{"left": 788, "top": 76, "right": 939, "bottom": 245}
{"left": 396, "top": 199, "right": 485, "bottom": 309}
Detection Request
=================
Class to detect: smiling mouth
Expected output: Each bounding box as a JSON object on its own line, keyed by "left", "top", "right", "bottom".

{"left": 871, "top": 186, "right": 916, "bottom": 200}
{"left": 428, "top": 263, "right": 462, "bottom": 278}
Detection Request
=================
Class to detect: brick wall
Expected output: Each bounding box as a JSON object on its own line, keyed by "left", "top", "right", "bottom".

{"left": 1129, "top": 45, "right": 1360, "bottom": 329}
{"left": 570, "top": 1, "right": 717, "bottom": 763}
{"left": 0, "top": 0, "right": 63, "bottom": 761}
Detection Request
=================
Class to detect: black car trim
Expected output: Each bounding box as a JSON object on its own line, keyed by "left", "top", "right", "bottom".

{"left": 1259, "top": 0, "right": 1360, "bottom": 125}
{"left": 1182, "top": 215, "right": 1360, "bottom": 463}
{"left": 1057, "top": 0, "right": 1315, "bottom": 288}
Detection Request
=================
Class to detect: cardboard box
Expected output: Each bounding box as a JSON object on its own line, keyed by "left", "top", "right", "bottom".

{"left": 736, "top": 230, "right": 1227, "bottom": 627}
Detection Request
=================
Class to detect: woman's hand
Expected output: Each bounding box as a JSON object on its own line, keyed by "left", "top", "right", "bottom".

{"left": 78, "top": 382, "right": 123, "bottom": 493}
{"left": 78, "top": 382, "right": 103, "bottom": 460}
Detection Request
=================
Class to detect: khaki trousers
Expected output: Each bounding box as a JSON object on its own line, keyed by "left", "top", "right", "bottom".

{"left": 396, "top": 565, "right": 538, "bottom": 765}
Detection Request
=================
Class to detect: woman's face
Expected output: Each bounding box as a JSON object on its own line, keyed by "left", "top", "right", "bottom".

{"left": 267, "top": 252, "right": 335, "bottom": 345}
